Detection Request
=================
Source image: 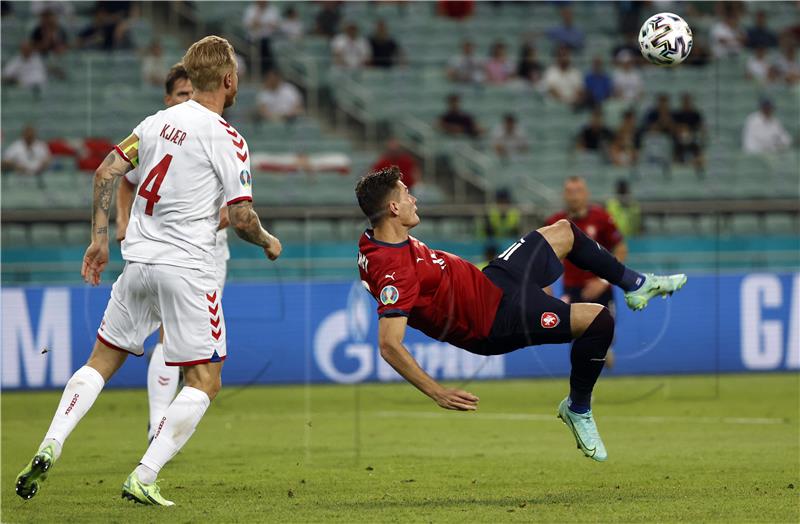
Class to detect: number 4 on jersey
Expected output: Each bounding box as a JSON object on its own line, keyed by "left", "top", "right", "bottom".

{"left": 138, "top": 154, "right": 173, "bottom": 215}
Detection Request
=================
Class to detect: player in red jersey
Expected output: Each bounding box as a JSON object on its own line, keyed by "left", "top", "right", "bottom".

{"left": 355, "top": 167, "right": 687, "bottom": 461}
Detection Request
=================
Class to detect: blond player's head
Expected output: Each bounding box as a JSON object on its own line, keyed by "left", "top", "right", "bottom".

{"left": 183, "top": 36, "right": 238, "bottom": 108}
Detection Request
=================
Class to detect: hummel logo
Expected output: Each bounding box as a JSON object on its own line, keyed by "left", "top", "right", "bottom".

{"left": 416, "top": 257, "right": 424, "bottom": 263}
{"left": 384, "top": 272, "right": 396, "bottom": 280}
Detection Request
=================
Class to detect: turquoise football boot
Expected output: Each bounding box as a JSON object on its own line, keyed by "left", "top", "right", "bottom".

{"left": 624, "top": 273, "right": 687, "bottom": 311}
{"left": 557, "top": 398, "right": 608, "bottom": 462}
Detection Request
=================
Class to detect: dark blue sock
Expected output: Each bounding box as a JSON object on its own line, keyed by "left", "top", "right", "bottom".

{"left": 568, "top": 308, "right": 615, "bottom": 414}
{"left": 566, "top": 222, "right": 645, "bottom": 293}
{"left": 568, "top": 397, "right": 590, "bottom": 414}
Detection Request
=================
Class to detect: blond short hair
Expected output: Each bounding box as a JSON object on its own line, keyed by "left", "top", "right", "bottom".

{"left": 182, "top": 36, "right": 236, "bottom": 92}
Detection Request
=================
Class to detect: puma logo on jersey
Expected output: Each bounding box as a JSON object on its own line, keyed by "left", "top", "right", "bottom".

{"left": 384, "top": 272, "right": 396, "bottom": 280}
{"left": 159, "top": 123, "right": 187, "bottom": 146}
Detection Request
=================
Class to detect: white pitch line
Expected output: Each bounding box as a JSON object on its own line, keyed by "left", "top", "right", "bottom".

{"left": 373, "top": 411, "right": 789, "bottom": 426}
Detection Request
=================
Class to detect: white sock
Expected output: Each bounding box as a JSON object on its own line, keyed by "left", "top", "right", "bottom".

{"left": 147, "top": 343, "right": 180, "bottom": 440}
{"left": 139, "top": 386, "right": 210, "bottom": 475}
{"left": 40, "top": 366, "right": 105, "bottom": 458}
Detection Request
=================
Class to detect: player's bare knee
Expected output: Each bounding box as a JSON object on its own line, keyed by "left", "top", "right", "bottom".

{"left": 86, "top": 341, "right": 127, "bottom": 381}
{"left": 570, "top": 303, "right": 612, "bottom": 338}
{"left": 538, "top": 219, "right": 574, "bottom": 260}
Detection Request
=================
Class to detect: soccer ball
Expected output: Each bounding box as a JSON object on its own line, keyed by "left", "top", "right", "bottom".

{"left": 638, "top": 12, "right": 693, "bottom": 67}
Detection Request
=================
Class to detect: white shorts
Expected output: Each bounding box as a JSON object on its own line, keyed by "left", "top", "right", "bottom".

{"left": 97, "top": 262, "right": 226, "bottom": 366}
{"left": 215, "top": 259, "right": 227, "bottom": 294}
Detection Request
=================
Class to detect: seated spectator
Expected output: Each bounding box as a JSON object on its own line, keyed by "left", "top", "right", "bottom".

{"left": 243, "top": 1, "right": 280, "bottom": 74}
{"left": 369, "top": 19, "right": 402, "bottom": 69}
{"left": 710, "top": 11, "right": 745, "bottom": 59}
{"left": 280, "top": 6, "right": 304, "bottom": 41}
{"left": 583, "top": 56, "right": 612, "bottom": 108}
{"left": 371, "top": 138, "right": 420, "bottom": 189}
{"left": 438, "top": 0, "right": 474, "bottom": 20}
{"left": 742, "top": 99, "right": 792, "bottom": 154}
{"left": 447, "top": 39, "right": 484, "bottom": 84}
{"left": 315, "top": 1, "right": 341, "bottom": 38}
{"left": 2, "top": 41, "right": 47, "bottom": 93}
{"left": 606, "top": 179, "right": 641, "bottom": 238}
{"left": 576, "top": 109, "right": 614, "bottom": 157}
{"left": 30, "top": 9, "right": 68, "bottom": 56}
{"left": 543, "top": 47, "right": 584, "bottom": 107}
{"left": 256, "top": 70, "right": 304, "bottom": 122}
{"left": 639, "top": 94, "right": 676, "bottom": 168}
{"left": 141, "top": 40, "right": 167, "bottom": 87}
{"left": 672, "top": 93, "right": 706, "bottom": 172}
{"left": 1, "top": 125, "right": 51, "bottom": 184}
{"left": 516, "top": 42, "right": 543, "bottom": 86}
{"left": 609, "top": 109, "right": 639, "bottom": 167}
{"left": 746, "top": 10, "right": 778, "bottom": 49}
{"left": 611, "top": 35, "right": 642, "bottom": 66}
{"left": 491, "top": 113, "right": 529, "bottom": 158}
{"left": 774, "top": 37, "right": 800, "bottom": 85}
{"left": 331, "top": 23, "right": 371, "bottom": 70}
{"left": 484, "top": 41, "right": 513, "bottom": 84}
{"left": 77, "top": 6, "right": 123, "bottom": 50}
{"left": 438, "top": 93, "right": 482, "bottom": 137}
{"left": 547, "top": 5, "right": 584, "bottom": 51}
{"left": 612, "top": 49, "right": 643, "bottom": 103}
{"left": 746, "top": 46, "right": 779, "bottom": 85}
{"left": 641, "top": 93, "right": 676, "bottom": 138}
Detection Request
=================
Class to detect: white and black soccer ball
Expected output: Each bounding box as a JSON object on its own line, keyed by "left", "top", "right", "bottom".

{"left": 638, "top": 12, "right": 693, "bottom": 67}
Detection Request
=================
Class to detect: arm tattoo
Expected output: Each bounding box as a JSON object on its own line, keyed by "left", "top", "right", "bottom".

{"left": 91, "top": 151, "right": 130, "bottom": 239}
{"left": 229, "top": 201, "right": 270, "bottom": 248}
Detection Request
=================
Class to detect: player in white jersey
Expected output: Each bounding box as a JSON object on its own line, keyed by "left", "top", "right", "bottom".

{"left": 15, "top": 36, "right": 282, "bottom": 506}
{"left": 115, "top": 63, "right": 229, "bottom": 443}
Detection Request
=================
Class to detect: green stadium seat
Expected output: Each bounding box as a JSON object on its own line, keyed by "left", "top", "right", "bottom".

{"left": 2, "top": 224, "right": 29, "bottom": 246}
{"left": 30, "top": 224, "right": 64, "bottom": 245}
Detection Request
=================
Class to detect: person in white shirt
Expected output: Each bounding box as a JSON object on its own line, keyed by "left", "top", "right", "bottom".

{"left": 2, "top": 41, "right": 47, "bottom": 92}
{"left": 331, "top": 23, "right": 371, "bottom": 71}
{"left": 256, "top": 69, "right": 303, "bottom": 122}
{"left": 447, "top": 39, "right": 484, "bottom": 84}
{"left": 491, "top": 113, "right": 529, "bottom": 159}
{"left": 745, "top": 46, "right": 776, "bottom": 85}
{"left": 710, "top": 12, "right": 745, "bottom": 59}
{"left": 140, "top": 40, "right": 167, "bottom": 87}
{"left": 2, "top": 125, "right": 51, "bottom": 183}
{"left": 543, "top": 47, "right": 584, "bottom": 107}
{"left": 14, "top": 36, "right": 281, "bottom": 507}
{"left": 611, "top": 50, "right": 643, "bottom": 103}
{"left": 774, "top": 39, "right": 800, "bottom": 85}
{"left": 280, "top": 6, "right": 304, "bottom": 42}
{"left": 742, "top": 99, "right": 792, "bottom": 154}
{"left": 242, "top": 1, "right": 280, "bottom": 73}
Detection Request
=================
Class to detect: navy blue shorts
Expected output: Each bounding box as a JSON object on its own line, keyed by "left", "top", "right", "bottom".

{"left": 474, "top": 231, "right": 573, "bottom": 356}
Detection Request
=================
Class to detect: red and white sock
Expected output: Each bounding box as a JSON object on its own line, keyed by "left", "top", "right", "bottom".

{"left": 40, "top": 365, "right": 105, "bottom": 459}
{"left": 146, "top": 343, "right": 180, "bottom": 440}
{"left": 138, "top": 386, "right": 210, "bottom": 478}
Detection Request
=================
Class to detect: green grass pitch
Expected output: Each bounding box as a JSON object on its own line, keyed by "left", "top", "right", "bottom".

{"left": 2, "top": 373, "right": 798, "bottom": 522}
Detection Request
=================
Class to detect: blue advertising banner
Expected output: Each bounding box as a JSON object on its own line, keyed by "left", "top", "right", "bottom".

{"left": 2, "top": 272, "right": 798, "bottom": 390}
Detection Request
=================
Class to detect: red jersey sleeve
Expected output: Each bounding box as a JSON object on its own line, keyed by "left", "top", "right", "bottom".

{"left": 597, "top": 209, "right": 623, "bottom": 250}
{"left": 373, "top": 263, "right": 419, "bottom": 318}
{"left": 544, "top": 211, "right": 565, "bottom": 227}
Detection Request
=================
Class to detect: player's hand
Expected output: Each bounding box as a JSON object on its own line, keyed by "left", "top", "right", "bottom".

{"left": 581, "top": 278, "right": 610, "bottom": 301}
{"left": 81, "top": 241, "right": 109, "bottom": 286}
{"left": 264, "top": 234, "right": 282, "bottom": 261}
{"left": 115, "top": 221, "right": 127, "bottom": 243}
{"left": 433, "top": 388, "right": 479, "bottom": 411}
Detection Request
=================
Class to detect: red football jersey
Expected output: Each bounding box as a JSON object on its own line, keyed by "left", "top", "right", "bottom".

{"left": 545, "top": 205, "right": 623, "bottom": 288}
{"left": 358, "top": 230, "right": 503, "bottom": 351}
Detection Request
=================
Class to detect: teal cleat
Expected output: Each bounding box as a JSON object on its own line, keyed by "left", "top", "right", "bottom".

{"left": 624, "top": 273, "right": 687, "bottom": 311}
{"left": 557, "top": 398, "right": 608, "bottom": 462}
{"left": 121, "top": 472, "right": 175, "bottom": 506}
{"left": 15, "top": 444, "right": 56, "bottom": 500}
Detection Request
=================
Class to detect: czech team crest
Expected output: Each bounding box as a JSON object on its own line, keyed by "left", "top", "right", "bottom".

{"left": 540, "top": 312, "right": 560, "bottom": 329}
{"left": 380, "top": 285, "right": 399, "bottom": 305}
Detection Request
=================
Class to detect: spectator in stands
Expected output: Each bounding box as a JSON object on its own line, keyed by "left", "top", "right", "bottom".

{"left": 1, "top": 125, "right": 51, "bottom": 186}
{"left": 331, "top": 23, "right": 371, "bottom": 70}
{"left": 547, "top": 5, "right": 585, "bottom": 51}
{"left": 742, "top": 99, "right": 792, "bottom": 155}
{"left": 583, "top": 56, "right": 612, "bottom": 108}
{"left": 438, "top": 93, "right": 482, "bottom": 138}
{"left": 543, "top": 47, "right": 584, "bottom": 108}
{"left": 746, "top": 10, "right": 779, "bottom": 49}
{"left": 280, "top": 6, "right": 304, "bottom": 42}
{"left": 369, "top": 19, "right": 402, "bottom": 69}
{"left": 611, "top": 34, "right": 642, "bottom": 66}
{"left": 609, "top": 109, "right": 639, "bottom": 167}
{"left": 612, "top": 49, "right": 643, "bottom": 103}
{"left": 447, "top": 40, "right": 484, "bottom": 84}
{"left": 371, "top": 137, "right": 420, "bottom": 190}
{"left": 484, "top": 41, "right": 513, "bottom": 84}
{"left": 774, "top": 36, "right": 800, "bottom": 85}
{"left": 606, "top": 179, "right": 641, "bottom": 238}
{"left": 141, "top": 40, "right": 167, "bottom": 87}
{"left": 481, "top": 188, "right": 521, "bottom": 240}
{"left": 2, "top": 41, "right": 47, "bottom": 94}
{"left": 710, "top": 10, "right": 745, "bottom": 59}
{"left": 616, "top": 1, "right": 644, "bottom": 35}
{"left": 78, "top": 1, "right": 133, "bottom": 51}
{"left": 639, "top": 94, "right": 676, "bottom": 172}
{"left": 672, "top": 93, "right": 706, "bottom": 173}
{"left": 30, "top": 9, "right": 68, "bottom": 57}
{"left": 576, "top": 109, "right": 614, "bottom": 159}
{"left": 438, "top": 0, "right": 475, "bottom": 20}
{"left": 640, "top": 93, "right": 676, "bottom": 140}
{"left": 315, "top": 1, "right": 342, "bottom": 38}
{"left": 256, "top": 69, "right": 304, "bottom": 122}
{"left": 243, "top": 1, "right": 280, "bottom": 74}
{"left": 746, "top": 46, "right": 779, "bottom": 85}
{"left": 490, "top": 113, "right": 529, "bottom": 159}
{"left": 516, "top": 42, "right": 543, "bottom": 86}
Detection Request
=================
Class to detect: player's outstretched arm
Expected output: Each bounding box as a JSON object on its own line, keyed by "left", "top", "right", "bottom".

{"left": 82, "top": 147, "right": 134, "bottom": 286}
{"left": 228, "top": 200, "right": 282, "bottom": 260}
{"left": 378, "top": 317, "right": 479, "bottom": 411}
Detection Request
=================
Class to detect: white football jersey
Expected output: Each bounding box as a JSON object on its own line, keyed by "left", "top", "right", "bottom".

{"left": 119, "top": 100, "right": 251, "bottom": 271}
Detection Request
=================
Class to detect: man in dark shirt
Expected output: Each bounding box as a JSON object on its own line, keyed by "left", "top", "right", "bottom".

{"left": 576, "top": 109, "right": 614, "bottom": 156}
{"left": 438, "top": 93, "right": 482, "bottom": 137}
{"left": 369, "top": 19, "right": 402, "bottom": 68}
{"left": 30, "top": 10, "right": 68, "bottom": 56}
{"left": 672, "top": 92, "right": 705, "bottom": 172}
{"left": 746, "top": 10, "right": 778, "bottom": 49}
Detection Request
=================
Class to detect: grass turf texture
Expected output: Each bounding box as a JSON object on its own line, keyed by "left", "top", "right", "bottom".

{"left": 2, "top": 373, "right": 798, "bottom": 523}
